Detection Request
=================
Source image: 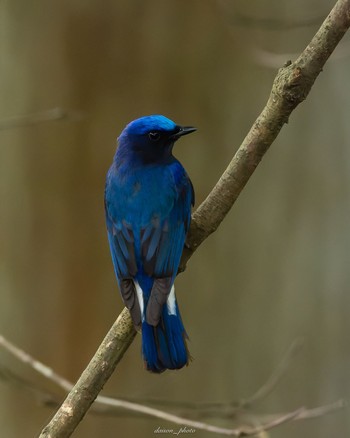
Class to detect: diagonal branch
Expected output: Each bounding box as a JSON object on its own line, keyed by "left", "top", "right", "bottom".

{"left": 38, "top": 0, "right": 350, "bottom": 436}
{"left": 181, "top": 0, "right": 350, "bottom": 269}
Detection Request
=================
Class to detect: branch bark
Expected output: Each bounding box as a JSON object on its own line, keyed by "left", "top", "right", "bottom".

{"left": 39, "top": 1, "right": 350, "bottom": 436}
{"left": 181, "top": 0, "right": 350, "bottom": 268}
{"left": 39, "top": 309, "right": 136, "bottom": 437}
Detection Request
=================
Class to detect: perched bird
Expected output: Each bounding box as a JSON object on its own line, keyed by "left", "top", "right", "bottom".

{"left": 105, "top": 115, "right": 196, "bottom": 373}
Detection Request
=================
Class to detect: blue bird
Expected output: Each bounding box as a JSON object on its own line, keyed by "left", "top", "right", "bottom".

{"left": 105, "top": 115, "right": 196, "bottom": 373}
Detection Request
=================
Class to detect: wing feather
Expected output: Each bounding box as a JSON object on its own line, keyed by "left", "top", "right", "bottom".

{"left": 143, "top": 168, "right": 193, "bottom": 325}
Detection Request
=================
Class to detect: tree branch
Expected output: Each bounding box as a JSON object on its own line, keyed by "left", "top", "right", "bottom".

{"left": 39, "top": 309, "right": 136, "bottom": 437}
{"left": 181, "top": 0, "right": 350, "bottom": 268}
{"left": 38, "top": 0, "right": 350, "bottom": 436}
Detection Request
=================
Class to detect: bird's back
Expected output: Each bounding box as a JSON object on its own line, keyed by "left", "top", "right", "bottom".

{"left": 106, "top": 158, "right": 180, "bottom": 230}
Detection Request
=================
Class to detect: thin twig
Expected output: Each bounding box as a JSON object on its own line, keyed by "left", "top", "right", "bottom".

{"left": 118, "top": 338, "right": 304, "bottom": 417}
{"left": 0, "top": 365, "right": 61, "bottom": 409}
{"left": 0, "top": 107, "right": 83, "bottom": 130}
{"left": 0, "top": 334, "right": 303, "bottom": 416}
{"left": 0, "top": 334, "right": 346, "bottom": 435}
{"left": 217, "top": 1, "right": 327, "bottom": 32}
{"left": 240, "top": 338, "right": 305, "bottom": 408}
{"left": 2, "top": 336, "right": 301, "bottom": 418}
{"left": 0, "top": 335, "right": 72, "bottom": 392}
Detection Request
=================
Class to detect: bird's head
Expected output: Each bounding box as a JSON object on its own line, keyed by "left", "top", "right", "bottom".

{"left": 116, "top": 115, "right": 196, "bottom": 164}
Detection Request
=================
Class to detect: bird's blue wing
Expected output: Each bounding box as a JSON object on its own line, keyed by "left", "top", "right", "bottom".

{"left": 105, "top": 214, "right": 137, "bottom": 279}
{"left": 141, "top": 163, "right": 193, "bottom": 326}
{"left": 105, "top": 169, "right": 142, "bottom": 326}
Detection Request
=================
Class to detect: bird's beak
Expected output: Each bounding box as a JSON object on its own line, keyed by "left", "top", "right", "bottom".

{"left": 171, "top": 126, "right": 197, "bottom": 140}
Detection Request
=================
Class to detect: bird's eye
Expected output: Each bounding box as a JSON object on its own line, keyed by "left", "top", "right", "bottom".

{"left": 148, "top": 131, "right": 161, "bottom": 141}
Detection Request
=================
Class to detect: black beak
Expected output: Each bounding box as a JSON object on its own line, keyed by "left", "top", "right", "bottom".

{"left": 171, "top": 125, "right": 197, "bottom": 140}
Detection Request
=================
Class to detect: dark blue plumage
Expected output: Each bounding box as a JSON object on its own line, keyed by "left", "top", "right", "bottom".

{"left": 105, "top": 115, "right": 196, "bottom": 373}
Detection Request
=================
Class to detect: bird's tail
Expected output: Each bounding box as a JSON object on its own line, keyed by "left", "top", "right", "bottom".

{"left": 141, "top": 302, "right": 189, "bottom": 373}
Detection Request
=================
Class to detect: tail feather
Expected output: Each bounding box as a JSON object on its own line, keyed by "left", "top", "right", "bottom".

{"left": 142, "top": 304, "right": 189, "bottom": 373}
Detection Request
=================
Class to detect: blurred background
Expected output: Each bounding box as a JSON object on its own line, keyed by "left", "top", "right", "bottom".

{"left": 1, "top": 0, "right": 350, "bottom": 436}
